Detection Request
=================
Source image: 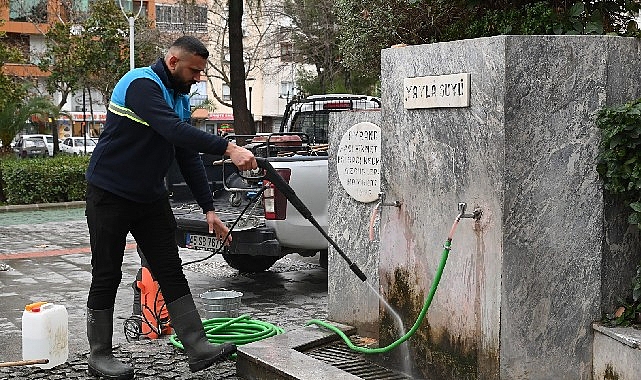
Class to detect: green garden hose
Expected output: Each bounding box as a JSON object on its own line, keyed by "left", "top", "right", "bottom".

{"left": 169, "top": 314, "right": 284, "bottom": 349}
{"left": 306, "top": 238, "right": 453, "bottom": 354}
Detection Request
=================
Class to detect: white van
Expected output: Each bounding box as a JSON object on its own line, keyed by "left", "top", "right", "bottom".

{"left": 19, "top": 134, "right": 56, "bottom": 156}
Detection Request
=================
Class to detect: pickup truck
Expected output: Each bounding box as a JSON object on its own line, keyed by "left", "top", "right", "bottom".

{"left": 171, "top": 95, "right": 381, "bottom": 273}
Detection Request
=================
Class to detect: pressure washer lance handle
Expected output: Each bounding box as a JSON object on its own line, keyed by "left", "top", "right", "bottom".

{"left": 255, "top": 157, "right": 368, "bottom": 282}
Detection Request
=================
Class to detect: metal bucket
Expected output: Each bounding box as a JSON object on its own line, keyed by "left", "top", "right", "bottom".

{"left": 200, "top": 290, "right": 243, "bottom": 319}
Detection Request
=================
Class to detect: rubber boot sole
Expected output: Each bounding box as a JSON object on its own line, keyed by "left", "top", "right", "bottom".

{"left": 88, "top": 365, "right": 134, "bottom": 380}
{"left": 188, "top": 342, "right": 237, "bottom": 372}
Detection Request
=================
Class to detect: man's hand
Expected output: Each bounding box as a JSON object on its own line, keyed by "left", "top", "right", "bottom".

{"left": 225, "top": 143, "right": 257, "bottom": 171}
{"left": 206, "top": 210, "right": 232, "bottom": 246}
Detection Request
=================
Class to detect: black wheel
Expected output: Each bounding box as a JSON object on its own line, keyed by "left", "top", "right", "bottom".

{"left": 318, "top": 250, "right": 328, "bottom": 269}
{"left": 222, "top": 254, "right": 280, "bottom": 273}
{"left": 229, "top": 192, "right": 242, "bottom": 207}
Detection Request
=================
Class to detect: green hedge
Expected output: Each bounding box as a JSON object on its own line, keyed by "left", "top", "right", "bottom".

{"left": 0, "top": 155, "right": 89, "bottom": 205}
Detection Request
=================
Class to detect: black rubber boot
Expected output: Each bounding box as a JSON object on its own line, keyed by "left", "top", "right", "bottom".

{"left": 166, "top": 294, "right": 237, "bottom": 372}
{"left": 87, "top": 308, "right": 134, "bottom": 380}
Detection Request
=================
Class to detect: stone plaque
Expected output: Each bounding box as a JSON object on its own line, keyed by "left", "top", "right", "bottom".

{"left": 337, "top": 122, "right": 381, "bottom": 203}
{"left": 404, "top": 73, "right": 471, "bottom": 109}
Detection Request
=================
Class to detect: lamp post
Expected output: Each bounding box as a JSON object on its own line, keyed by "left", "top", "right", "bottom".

{"left": 119, "top": 0, "right": 144, "bottom": 71}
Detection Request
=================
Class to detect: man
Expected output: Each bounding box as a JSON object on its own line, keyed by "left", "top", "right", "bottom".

{"left": 85, "top": 36, "right": 256, "bottom": 379}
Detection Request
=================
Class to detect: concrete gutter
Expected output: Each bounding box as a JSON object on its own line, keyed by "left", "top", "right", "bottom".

{"left": 237, "top": 323, "right": 360, "bottom": 380}
{"left": 0, "top": 201, "right": 85, "bottom": 213}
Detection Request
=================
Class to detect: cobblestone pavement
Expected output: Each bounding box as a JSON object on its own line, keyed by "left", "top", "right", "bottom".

{"left": 0, "top": 205, "right": 328, "bottom": 379}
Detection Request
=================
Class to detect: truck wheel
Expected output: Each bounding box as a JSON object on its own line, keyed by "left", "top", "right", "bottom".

{"left": 222, "top": 254, "right": 279, "bottom": 273}
{"left": 229, "top": 192, "right": 242, "bottom": 207}
{"left": 319, "top": 250, "right": 328, "bottom": 269}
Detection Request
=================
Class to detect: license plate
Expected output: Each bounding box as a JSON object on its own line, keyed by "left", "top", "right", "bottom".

{"left": 185, "top": 233, "right": 224, "bottom": 251}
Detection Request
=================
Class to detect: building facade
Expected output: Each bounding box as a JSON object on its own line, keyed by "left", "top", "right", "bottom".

{"left": 1, "top": 0, "right": 156, "bottom": 138}
{"left": 1, "top": 0, "right": 307, "bottom": 137}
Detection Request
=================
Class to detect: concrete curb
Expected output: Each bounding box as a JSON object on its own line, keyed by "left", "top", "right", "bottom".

{"left": 0, "top": 201, "right": 85, "bottom": 213}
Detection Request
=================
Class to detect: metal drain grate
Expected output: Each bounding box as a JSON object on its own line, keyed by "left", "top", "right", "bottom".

{"left": 303, "top": 341, "right": 413, "bottom": 380}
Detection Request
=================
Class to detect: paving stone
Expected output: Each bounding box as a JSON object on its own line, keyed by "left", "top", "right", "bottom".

{"left": 0, "top": 206, "right": 329, "bottom": 379}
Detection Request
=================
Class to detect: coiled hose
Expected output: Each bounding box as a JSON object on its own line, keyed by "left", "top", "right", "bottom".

{"left": 169, "top": 314, "right": 284, "bottom": 349}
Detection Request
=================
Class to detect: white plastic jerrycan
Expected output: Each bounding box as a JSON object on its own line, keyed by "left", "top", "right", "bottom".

{"left": 22, "top": 301, "right": 69, "bottom": 369}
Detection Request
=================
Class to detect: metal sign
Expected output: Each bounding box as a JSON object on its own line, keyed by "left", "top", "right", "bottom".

{"left": 404, "top": 73, "right": 471, "bottom": 109}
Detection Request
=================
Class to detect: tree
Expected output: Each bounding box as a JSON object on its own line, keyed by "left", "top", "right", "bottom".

{"left": 33, "top": 0, "right": 159, "bottom": 149}
{"left": 0, "top": 27, "right": 30, "bottom": 153}
{"left": 37, "top": 0, "right": 160, "bottom": 110}
{"left": 283, "top": 0, "right": 338, "bottom": 93}
{"left": 82, "top": 0, "right": 161, "bottom": 103}
{"left": 228, "top": 0, "right": 254, "bottom": 135}
{"left": 202, "top": 0, "right": 283, "bottom": 135}
{"left": 335, "top": 0, "right": 641, "bottom": 84}
{"left": 282, "top": 0, "right": 378, "bottom": 95}
{"left": 0, "top": 25, "right": 26, "bottom": 106}
{"left": 0, "top": 85, "right": 60, "bottom": 154}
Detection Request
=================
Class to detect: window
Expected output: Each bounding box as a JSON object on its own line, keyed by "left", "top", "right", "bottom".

{"left": 280, "top": 42, "right": 293, "bottom": 63}
{"left": 189, "top": 81, "right": 208, "bottom": 107}
{"left": 222, "top": 84, "right": 231, "bottom": 101}
{"left": 155, "top": 4, "right": 207, "bottom": 33}
{"left": 72, "top": 0, "right": 89, "bottom": 13}
{"left": 5, "top": 33, "right": 29, "bottom": 63}
{"left": 280, "top": 81, "right": 296, "bottom": 99}
{"left": 10, "top": 0, "right": 47, "bottom": 22}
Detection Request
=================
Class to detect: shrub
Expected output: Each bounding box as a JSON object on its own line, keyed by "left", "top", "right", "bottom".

{"left": 597, "top": 97, "right": 641, "bottom": 327}
{"left": 596, "top": 98, "right": 641, "bottom": 228}
{"left": 0, "top": 155, "right": 89, "bottom": 205}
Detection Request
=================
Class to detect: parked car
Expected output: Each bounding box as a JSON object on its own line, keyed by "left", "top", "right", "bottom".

{"left": 13, "top": 137, "right": 48, "bottom": 158}
{"left": 60, "top": 137, "right": 96, "bottom": 155}
{"left": 18, "top": 134, "right": 57, "bottom": 156}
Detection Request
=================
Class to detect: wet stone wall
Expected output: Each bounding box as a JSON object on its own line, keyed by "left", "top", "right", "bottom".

{"left": 328, "top": 35, "right": 641, "bottom": 379}
{"left": 327, "top": 110, "right": 382, "bottom": 339}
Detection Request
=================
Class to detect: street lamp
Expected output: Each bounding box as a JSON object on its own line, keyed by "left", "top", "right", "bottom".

{"left": 119, "top": 0, "right": 144, "bottom": 71}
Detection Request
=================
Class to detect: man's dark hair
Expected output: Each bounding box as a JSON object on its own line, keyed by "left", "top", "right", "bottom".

{"left": 171, "top": 36, "right": 209, "bottom": 59}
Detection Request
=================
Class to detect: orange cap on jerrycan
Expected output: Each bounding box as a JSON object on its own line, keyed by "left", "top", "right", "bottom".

{"left": 24, "top": 301, "right": 48, "bottom": 312}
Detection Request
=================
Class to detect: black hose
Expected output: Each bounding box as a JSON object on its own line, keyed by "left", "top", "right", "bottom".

{"left": 255, "top": 157, "right": 367, "bottom": 282}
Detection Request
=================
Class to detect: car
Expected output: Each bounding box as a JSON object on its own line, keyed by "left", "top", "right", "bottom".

{"left": 18, "top": 134, "right": 57, "bottom": 156}
{"left": 60, "top": 137, "right": 96, "bottom": 155}
{"left": 13, "top": 137, "right": 47, "bottom": 158}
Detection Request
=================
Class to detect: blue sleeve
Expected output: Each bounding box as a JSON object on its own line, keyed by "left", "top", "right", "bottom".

{"left": 125, "top": 78, "right": 229, "bottom": 155}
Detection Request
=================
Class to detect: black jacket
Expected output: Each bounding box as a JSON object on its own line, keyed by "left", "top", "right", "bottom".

{"left": 86, "top": 58, "right": 227, "bottom": 212}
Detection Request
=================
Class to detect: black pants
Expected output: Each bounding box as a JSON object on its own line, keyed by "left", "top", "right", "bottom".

{"left": 85, "top": 183, "right": 189, "bottom": 310}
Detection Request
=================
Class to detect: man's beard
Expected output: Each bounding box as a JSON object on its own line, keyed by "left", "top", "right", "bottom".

{"left": 175, "top": 80, "right": 193, "bottom": 95}
{"left": 170, "top": 74, "right": 193, "bottom": 94}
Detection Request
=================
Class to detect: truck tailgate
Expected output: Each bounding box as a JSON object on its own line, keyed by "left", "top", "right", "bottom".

{"left": 172, "top": 195, "right": 280, "bottom": 257}
{"left": 265, "top": 156, "right": 328, "bottom": 251}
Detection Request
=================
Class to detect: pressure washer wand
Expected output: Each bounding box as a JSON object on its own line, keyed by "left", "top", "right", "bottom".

{"left": 255, "top": 157, "right": 367, "bottom": 282}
